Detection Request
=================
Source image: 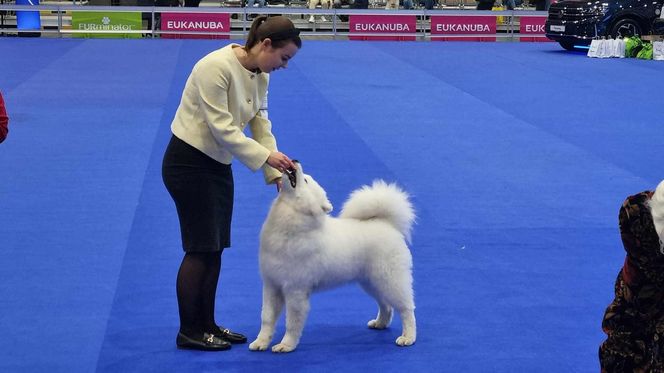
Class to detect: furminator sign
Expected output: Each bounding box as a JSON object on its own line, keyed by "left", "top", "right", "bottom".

{"left": 72, "top": 11, "right": 142, "bottom": 38}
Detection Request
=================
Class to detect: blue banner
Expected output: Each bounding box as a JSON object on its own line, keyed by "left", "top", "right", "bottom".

{"left": 16, "top": 0, "right": 41, "bottom": 31}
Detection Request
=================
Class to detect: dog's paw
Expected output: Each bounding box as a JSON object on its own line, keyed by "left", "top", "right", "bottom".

{"left": 367, "top": 319, "right": 388, "bottom": 329}
{"left": 271, "top": 343, "right": 296, "bottom": 353}
{"left": 395, "top": 336, "right": 415, "bottom": 346}
{"left": 249, "top": 339, "right": 269, "bottom": 351}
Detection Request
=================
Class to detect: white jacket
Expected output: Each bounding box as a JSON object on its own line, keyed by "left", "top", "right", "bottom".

{"left": 171, "top": 43, "right": 281, "bottom": 184}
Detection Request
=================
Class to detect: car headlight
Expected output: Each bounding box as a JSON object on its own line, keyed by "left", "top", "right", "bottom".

{"left": 585, "top": 3, "right": 609, "bottom": 15}
{"left": 596, "top": 3, "right": 609, "bottom": 15}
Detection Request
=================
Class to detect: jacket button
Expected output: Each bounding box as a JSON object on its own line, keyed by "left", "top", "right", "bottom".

{"left": 247, "top": 98, "right": 252, "bottom": 104}
{"left": 250, "top": 74, "right": 255, "bottom": 79}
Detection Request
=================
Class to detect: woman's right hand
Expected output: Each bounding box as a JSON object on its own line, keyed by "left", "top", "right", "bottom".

{"left": 266, "top": 151, "right": 295, "bottom": 173}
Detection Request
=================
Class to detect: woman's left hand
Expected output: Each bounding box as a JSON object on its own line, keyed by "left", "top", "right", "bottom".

{"left": 266, "top": 151, "right": 295, "bottom": 173}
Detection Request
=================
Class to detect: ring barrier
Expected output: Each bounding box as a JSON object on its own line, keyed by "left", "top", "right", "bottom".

{"left": 0, "top": 4, "right": 548, "bottom": 41}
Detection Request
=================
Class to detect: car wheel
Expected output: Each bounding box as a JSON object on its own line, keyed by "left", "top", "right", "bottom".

{"left": 610, "top": 18, "right": 643, "bottom": 38}
{"left": 559, "top": 41, "right": 577, "bottom": 51}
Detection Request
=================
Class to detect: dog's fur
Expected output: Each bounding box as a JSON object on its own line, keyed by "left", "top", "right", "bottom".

{"left": 248, "top": 163, "right": 416, "bottom": 353}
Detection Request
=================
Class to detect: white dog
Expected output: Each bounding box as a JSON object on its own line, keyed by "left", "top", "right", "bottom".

{"left": 249, "top": 162, "right": 416, "bottom": 353}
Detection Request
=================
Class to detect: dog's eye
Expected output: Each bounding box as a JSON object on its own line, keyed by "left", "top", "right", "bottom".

{"left": 304, "top": 178, "right": 308, "bottom": 184}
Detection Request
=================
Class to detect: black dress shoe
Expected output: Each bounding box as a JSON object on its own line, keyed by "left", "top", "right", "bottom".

{"left": 176, "top": 332, "right": 232, "bottom": 351}
{"left": 215, "top": 326, "right": 247, "bottom": 344}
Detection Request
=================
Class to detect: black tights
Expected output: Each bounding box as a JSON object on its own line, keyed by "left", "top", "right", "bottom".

{"left": 176, "top": 251, "right": 222, "bottom": 337}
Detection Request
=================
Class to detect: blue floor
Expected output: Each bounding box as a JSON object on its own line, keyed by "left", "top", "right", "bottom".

{"left": 1, "top": 38, "right": 663, "bottom": 372}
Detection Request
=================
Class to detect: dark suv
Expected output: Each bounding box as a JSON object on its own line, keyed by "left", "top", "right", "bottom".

{"left": 545, "top": 0, "right": 664, "bottom": 50}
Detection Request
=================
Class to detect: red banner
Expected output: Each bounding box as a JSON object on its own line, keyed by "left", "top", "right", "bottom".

{"left": 431, "top": 15, "right": 496, "bottom": 42}
{"left": 519, "top": 16, "right": 551, "bottom": 42}
{"left": 160, "top": 12, "right": 230, "bottom": 39}
{"left": 349, "top": 15, "right": 417, "bottom": 41}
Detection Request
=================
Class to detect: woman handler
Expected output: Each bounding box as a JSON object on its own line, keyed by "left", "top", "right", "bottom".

{"left": 162, "top": 16, "right": 301, "bottom": 351}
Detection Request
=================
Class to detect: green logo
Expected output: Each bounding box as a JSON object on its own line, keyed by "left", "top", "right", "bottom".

{"left": 72, "top": 11, "right": 142, "bottom": 39}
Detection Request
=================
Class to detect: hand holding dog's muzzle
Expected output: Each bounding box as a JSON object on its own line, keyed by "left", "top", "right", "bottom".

{"left": 267, "top": 151, "right": 296, "bottom": 174}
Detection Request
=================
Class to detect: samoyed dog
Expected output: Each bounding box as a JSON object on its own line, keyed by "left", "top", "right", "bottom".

{"left": 249, "top": 162, "right": 416, "bottom": 353}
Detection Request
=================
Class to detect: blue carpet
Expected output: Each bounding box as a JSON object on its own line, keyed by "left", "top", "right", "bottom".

{"left": 1, "top": 38, "right": 663, "bottom": 372}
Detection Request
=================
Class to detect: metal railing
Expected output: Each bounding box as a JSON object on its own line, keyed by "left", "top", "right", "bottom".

{"left": 0, "top": 4, "right": 548, "bottom": 40}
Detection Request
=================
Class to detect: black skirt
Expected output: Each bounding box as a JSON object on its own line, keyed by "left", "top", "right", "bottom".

{"left": 162, "top": 135, "right": 234, "bottom": 252}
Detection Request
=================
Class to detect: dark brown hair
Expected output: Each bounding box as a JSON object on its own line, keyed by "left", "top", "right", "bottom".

{"left": 244, "top": 16, "right": 302, "bottom": 51}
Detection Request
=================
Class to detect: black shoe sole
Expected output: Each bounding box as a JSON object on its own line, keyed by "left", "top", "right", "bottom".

{"left": 176, "top": 343, "right": 231, "bottom": 351}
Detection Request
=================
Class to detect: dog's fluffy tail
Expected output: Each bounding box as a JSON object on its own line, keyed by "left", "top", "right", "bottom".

{"left": 339, "top": 180, "right": 415, "bottom": 243}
